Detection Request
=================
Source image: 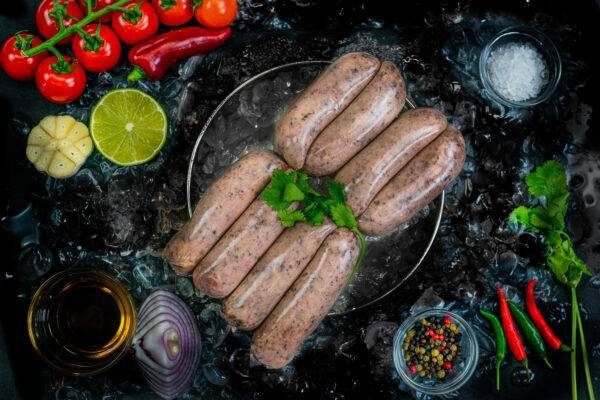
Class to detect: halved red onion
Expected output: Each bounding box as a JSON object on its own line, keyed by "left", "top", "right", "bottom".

{"left": 133, "top": 289, "right": 201, "bottom": 400}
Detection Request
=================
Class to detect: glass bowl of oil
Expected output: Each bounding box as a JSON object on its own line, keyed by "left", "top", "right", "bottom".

{"left": 27, "top": 269, "right": 137, "bottom": 376}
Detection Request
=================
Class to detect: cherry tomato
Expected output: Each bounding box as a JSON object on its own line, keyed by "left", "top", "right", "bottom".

{"left": 36, "top": 56, "right": 87, "bottom": 104}
{"left": 152, "top": 0, "right": 193, "bottom": 26}
{"left": 36, "top": 0, "right": 85, "bottom": 44}
{"left": 72, "top": 24, "right": 122, "bottom": 73}
{"left": 0, "top": 33, "right": 48, "bottom": 81}
{"left": 193, "top": 0, "right": 237, "bottom": 28}
{"left": 112, "top": 1, "right": 159, "bottom": 45}
{"left": 78, "top": 0, "right": 117, "bottom": 22}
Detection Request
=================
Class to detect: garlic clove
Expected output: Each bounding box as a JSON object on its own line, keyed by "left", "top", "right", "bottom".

{"left": 54, "top": 115, "right": 76, "bottom": 139}
{"left": 38, "top": 116, "right": 56, "bottom": 136}
{"left": 26, "top": 144, "right": 43, "bottom": 166}
{"left": 66, "top": 121, "right": 89, "bottom": 142}
{"left": 61, "top": 144, "right": 87, "bottom": 165}
{"left": 75, "top": 137, "right": 94, "bottom": 157}
{"left": 28, "top": 126, "right": 53, "bottom": 146}
{"left": 48, "top": 152, "right": 78, "bottom": 179}
{"left": 35, "top": 149, "right": 54, "bottom": 172}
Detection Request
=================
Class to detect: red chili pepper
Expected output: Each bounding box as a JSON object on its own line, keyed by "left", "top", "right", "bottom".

{"left": 428, "top": 329, "right": 435, "bottom": 337}
{"left": 409, "top": 364, "right": 417, "bottom": 374}
{"left": 497, "top": 285, "right": 528, "bottom": 367}
{"left": 127, "top": 26, "right": 231, "bottom": 82}
{"left": 443, "top": 361, "right": 452, "bottom": 370}
{"left": 444, "top": 315, "right": 452, "bottom": 326}
{"left": 526, "top": 279, "right": 571, "bottom": 352}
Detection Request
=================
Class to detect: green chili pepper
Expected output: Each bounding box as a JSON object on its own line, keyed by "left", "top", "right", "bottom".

{"left": 480, "top": 309, "right": 506, "bottom": 391}
{"left": 508, "top": 301, "right": 553, "bottom": 369}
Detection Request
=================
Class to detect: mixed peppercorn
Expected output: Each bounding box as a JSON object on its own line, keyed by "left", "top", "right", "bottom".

{"left": 402, "top": 315, "right": 462, "bottom": 381}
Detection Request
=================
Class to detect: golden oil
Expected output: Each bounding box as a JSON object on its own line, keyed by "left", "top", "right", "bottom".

{"left": 28, "top": 269, "right": 136, "bottom": 376}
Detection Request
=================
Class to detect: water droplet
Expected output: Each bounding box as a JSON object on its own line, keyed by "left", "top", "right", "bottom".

{"left": 584, "top": 193, "right": 596, "bottom": 207}
{"left": 511, "top": 366, "right": 535, "bottom": 386}
{"left": 569, "top": 173, "right": 584, "bottom": 189}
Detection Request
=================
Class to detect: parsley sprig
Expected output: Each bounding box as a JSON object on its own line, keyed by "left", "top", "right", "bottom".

{"left": 509, "top": 160, "right": 590, "bottom": 286}
{"left": 509, "top": 160, "right": 594, "bottom": 400}
{"left": 261, "top": 169, "right": 366, "bottom": 278}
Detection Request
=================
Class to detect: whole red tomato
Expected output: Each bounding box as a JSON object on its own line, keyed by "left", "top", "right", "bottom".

{"left": 72, "top": 24, "right": 122, "bottom": 73}
{"left": 0, "top": 33, "right": 48, "bottom": 81}
{"left": 194, "top": 0, "right": 237, "bottom": 28}
{"left": 78, "top": 0, "right": 117, "bottom": 22}
{"left": 36, "top": 0, "right": 85, "bottom": 44}
{"left": 112, "top": 2, "right": 159, "bottom": 45}
{"left": 152, "top": 0, "right": 193, "bottom": 26}
{"left": 36, "top": 56, "right": 87, "bottom": 104}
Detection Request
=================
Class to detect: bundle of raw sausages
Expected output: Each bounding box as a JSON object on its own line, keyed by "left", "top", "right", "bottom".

{"left": 163, "top": 52, "right": 466, "bottom": 369}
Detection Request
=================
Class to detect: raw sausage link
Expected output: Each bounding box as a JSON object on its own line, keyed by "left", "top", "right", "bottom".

{"left": 359, "top": 125, "right": 466, "bottom": 236}
{"left": 222, "top": 220, "right": 336, "bottom": 331}
{"left": 335, "top": 107, "right": 447, "bottom": 216}
{"left": 251, "top": 228, "right": 358, "bottom": 369}
{"left": 192, "top": 199, "right": 286, "bottom": 299}
{"left": 304, "top": 61, "right": 406, "bottom": 176}
{"left": 163, "top": 150, "right": 283, "bottom": 275}
{"left": 275, "top": 52, "right": 380, "bottom": 170}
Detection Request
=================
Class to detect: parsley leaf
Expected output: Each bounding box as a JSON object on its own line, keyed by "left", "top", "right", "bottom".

{"left": 525, "top": 160, "right": 568, "bottom": 200}
{"left": 277, "top": 209, "right": 306, "bottom": 228}
{"left": 304, "top": 202, "right": 325, "bottom": 226}
{"left": 330, "top": 203, "right": 357, "bottom": 229}
{"left": 509, "top": 205, "right": 558, "bottom": 232}
{"left": 327, "top": 180, "right": 347, "bottom": 204}
{"left": 283, "top": 182, "right": 305, "bottom": 202}
{"left": 296, "top": 173, "right": 320, "bottom": 196}
{"left": 261, "top": 169, "right": 297, "bottom": 211}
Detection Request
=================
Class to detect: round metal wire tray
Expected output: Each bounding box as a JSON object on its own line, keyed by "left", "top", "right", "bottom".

{"left": 186, "top": 60, "right": 443, "bottom": 315}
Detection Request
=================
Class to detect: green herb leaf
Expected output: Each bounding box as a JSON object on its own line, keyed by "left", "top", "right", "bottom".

{"left": 261, "top": 169, "right": 296, "bottom": 211}
{"left": 262, "top": 188, "right": 291, "bottom": 211}
{"left": 509, "top": 205, "right": 534, "bottom": 229}
{"left": 277, "top": 209, "right": 305, "bottom": 228}
{"left": 327, "top": 180, "right": 346, "bottom": 204}
{"left": 330, "top": 203, "right": 357, "bottom": 229}
{"left": 304, "top": 202, "right": 325, "bottom": 226}
{"left": 296, "top": 173, "right": 320, "bottom": 196}
{"left": 509, "top": 205, "right": 558, "bottom": 232}
{"left": 283, "top": 182, "right": 305, "bottom": 202}
{"left": 525, "top": 160, "right": 568, "bottom": 201}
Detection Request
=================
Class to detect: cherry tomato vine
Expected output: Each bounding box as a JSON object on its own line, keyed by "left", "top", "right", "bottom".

{"left": 26, "top": 0, "right": 137, "bottom": 60}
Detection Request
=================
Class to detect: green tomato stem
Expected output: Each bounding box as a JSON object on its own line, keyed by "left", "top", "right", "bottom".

{"left": 571, "top": 286, "right": 578, "bottom": 400}
{"left": 575, "top": 292, "right": 596, "bottom": 400}
{"left": 45, "top": 45, "right": 63, "bottom": 60}
{"left": 24, "top": 0, "right": 136, "bottom": 57}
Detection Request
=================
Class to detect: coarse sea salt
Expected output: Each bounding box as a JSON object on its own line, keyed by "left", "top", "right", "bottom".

{"left": 486, "top": 42, "right": 549, "bottom": 102}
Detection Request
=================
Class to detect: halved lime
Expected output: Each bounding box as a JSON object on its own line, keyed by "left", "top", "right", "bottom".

{"left": 90, "top": 89, "right": 168, "bottom": 166}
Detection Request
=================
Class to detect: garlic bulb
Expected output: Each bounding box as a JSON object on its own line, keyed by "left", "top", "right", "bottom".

{"left": 26, "top": 115, "right": 94, "bottom": 179}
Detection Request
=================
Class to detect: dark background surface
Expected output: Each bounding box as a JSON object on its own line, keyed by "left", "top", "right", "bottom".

{"left": 1, "top": 1, "right": 600, "bottom": 399}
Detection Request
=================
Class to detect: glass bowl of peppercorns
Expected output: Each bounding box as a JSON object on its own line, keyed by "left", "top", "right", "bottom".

{"left": 393, "top": 309, "right": 479, "bottom": 395}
